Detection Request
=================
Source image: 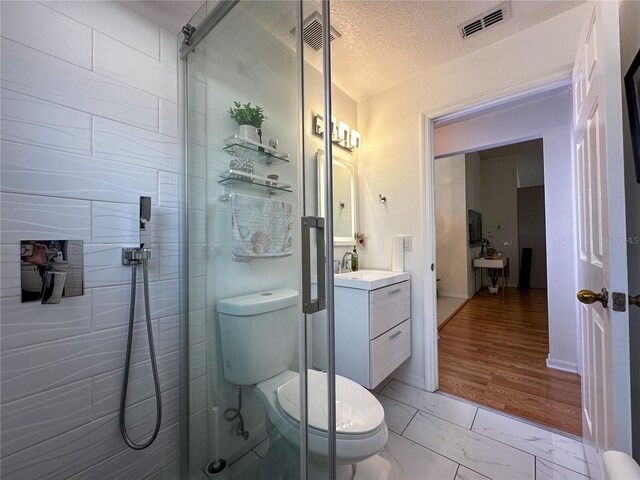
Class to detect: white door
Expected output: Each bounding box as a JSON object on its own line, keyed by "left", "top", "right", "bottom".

{"left": 573, "top": 2, "right": 631, "bottom": 478}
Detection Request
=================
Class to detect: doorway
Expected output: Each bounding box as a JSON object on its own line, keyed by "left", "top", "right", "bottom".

{"left": 429, "top": 88, "right": 583, "bottom": 436}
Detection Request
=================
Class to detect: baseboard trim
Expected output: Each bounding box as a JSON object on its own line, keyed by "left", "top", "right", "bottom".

{"left": 546, "top": 356, "right": 578, "bottom": 374}
{"left": 439, "top": 292, "right": 469, "bottom": 299}
{"left": 438, "top": 299, "right": 469, "bottom": 331}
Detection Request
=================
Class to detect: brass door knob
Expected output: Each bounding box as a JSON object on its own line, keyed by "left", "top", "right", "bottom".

{"left": 577, "top": 288, "right": 609, "bottom": 308}
{"left": 631, "top": 294, "right": 640, "bottom": 308}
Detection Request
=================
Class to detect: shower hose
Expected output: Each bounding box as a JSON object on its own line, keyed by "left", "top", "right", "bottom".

{"left": 119, "top": 257, "right": 162, "bottom": 450}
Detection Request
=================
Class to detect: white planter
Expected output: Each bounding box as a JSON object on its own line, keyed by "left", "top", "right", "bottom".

{"left": 238, "top": 124, "right": 259, "bottom": 143}
{"left": 488, "top": 286, "right": 499, "bottom": 295}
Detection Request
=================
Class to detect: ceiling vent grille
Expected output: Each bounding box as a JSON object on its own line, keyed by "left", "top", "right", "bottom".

{"left": 458, "top": 2, "right": 511, "bottom": 39}
{"left": 294, "top": 12, "right": 341, "bottom": 51}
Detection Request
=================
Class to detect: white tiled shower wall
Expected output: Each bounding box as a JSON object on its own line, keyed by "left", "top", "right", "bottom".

{"left": 0, "top": 2, "right": 182, "bottom": 479}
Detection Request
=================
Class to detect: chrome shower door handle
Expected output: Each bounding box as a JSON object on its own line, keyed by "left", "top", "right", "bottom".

{"left": 301, "top": 216, "right": 326, "bottom": 314}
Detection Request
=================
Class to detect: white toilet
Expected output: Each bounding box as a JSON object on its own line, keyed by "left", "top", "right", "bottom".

{"left": 217, "top": 288, "right": 389, "bottom": 478}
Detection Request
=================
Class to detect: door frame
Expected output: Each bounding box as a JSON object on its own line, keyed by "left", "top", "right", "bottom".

{"left": 421, "top": 67, "right": 576, "bottom": 391}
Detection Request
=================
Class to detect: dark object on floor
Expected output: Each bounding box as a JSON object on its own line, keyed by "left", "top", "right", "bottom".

{"left": 519, "top": 248, "right": 532, "bottom": 289}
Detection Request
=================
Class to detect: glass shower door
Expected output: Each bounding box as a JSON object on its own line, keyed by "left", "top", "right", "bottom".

{"left": 180, "top": 0, "right": 336, "bottom": 478}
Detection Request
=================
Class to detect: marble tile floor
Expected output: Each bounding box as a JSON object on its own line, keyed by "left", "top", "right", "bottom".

{"left": 229, "top": 378, "right": 591, "bottom": 480}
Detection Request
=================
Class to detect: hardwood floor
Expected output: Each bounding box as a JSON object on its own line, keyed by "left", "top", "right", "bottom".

{"left": 438, "top": 288, "right": 583, "bottom": 436}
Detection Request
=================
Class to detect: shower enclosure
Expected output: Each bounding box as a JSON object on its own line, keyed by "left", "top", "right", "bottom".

{"left": 179, "top": 1, "right": 337, "bottom": 477}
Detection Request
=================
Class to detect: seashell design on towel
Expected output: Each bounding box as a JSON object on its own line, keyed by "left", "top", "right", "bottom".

{"left": 251, "top": 231, "right": 272, "bottom": 255}
{"left": 281, "top": 235, "right": 292, "bottom": 253}
{"left": 231, "top": 194, "right": 293, "bottom": 258}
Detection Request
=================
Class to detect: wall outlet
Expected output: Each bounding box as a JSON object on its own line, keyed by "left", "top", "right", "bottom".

{"left": 503, "top": 240, "right": 513, "bottom": 246}
{"left": 403, "top": 236, "right": 412, "bottom": 251}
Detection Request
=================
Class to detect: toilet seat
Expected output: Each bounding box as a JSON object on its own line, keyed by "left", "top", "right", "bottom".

{"left": 253, "top": 369, "right": 388, "bottom": 465}
{"left": 277, "top": 369, "right": 385, "bottom": 435}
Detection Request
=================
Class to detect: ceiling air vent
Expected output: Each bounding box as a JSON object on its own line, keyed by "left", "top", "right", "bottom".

{"left": 458, "top": 2, "right": 511, "bottom": 40}
{"left": 293, "top": 11, "right": 341, "bottom": 51}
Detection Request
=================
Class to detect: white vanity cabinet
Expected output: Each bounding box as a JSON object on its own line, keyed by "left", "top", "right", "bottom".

{"left": 334, "top": 275, "right": 411, "bottom": 389}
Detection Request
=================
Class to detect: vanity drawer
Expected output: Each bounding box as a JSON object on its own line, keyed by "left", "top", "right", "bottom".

{"left": 370, "top": 319, "right": 411, "bottom": 388}
{"left": 369, "top": 281, "right": 410, "bottom": 338}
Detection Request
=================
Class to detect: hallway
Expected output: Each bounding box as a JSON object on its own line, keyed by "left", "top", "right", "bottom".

{"left": 438, "top": 289, "right": 582, "bottom": 436}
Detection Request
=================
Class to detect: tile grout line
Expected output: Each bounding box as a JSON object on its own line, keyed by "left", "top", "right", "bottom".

{"left": 400, "top": 378, "right": 584, "bottom": 443}
{"left": 470, "top": 407, "right": 479, "bottom": 431}
{"left": 36, "top": 1, "right": 164, "bottom": 63}
{"left": 0, "top": 87, "right": 160, "bottom": 135}
{"left": 392, "top": 427, "right": 475, "bottom": 477}
{"left": 418, "top": 405, "right": 590, "bottom": 478}
{"left": 398, "top": 405, "right": 549, "bottom": 476}
{"left": 400, "top": 408, "right": 419, "bottom": 437}
{"left": 376, "top": 387, "right": 475, "bottom": 430}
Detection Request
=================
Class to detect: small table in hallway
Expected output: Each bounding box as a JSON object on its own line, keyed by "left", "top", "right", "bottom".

{"left": 472, "top": 257, "right": 509, "bottom": 296}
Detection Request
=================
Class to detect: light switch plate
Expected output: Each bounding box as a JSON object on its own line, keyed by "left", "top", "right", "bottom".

{"left": 403, "top": 236, "right": 412, "bottom": 251}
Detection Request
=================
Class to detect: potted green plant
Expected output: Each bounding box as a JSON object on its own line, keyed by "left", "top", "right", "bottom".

{"left": 480, "top": 232, "right": 500, "bottom": 294}
{"left": 479, "top": 232, "right": 495, "bottom": 258}
{"left": 228, "top": 101, "right": 267, "bottom": 143}
{"left": 488, "top": 268, "right": 500, "bottom": 295}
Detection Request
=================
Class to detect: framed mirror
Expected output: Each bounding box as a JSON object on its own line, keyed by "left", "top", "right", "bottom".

{"left": 317, "top": 149, "right": 357, "bottom": 245}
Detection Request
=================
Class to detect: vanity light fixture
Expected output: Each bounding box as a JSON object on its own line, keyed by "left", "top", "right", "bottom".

{"left": 338, "top": 121, "right": 349, "bottom": 147}
{"left": 349, "top": 129, "right": 361, "bottom": 149}
{"left": 313, "top": 114, "right": 361, "bottom": 151}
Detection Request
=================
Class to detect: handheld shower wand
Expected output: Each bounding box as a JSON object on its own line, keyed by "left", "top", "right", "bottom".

{"left": 120, "top": 196, "right": 162, "bottom": 450}
{"left": 139, "top": 195, "right": 151, "bottom": 248}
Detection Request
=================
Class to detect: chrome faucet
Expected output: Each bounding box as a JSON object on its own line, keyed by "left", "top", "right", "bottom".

{"left": 341, "top": 250, "right": 358, "bottom": 272}
{"left": 334, "top": 260, "right": 342, "bottom": 274}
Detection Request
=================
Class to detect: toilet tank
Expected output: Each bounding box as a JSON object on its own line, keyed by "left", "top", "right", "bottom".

{"left": 217, "top": 289, "right": 299, "bottom": 386}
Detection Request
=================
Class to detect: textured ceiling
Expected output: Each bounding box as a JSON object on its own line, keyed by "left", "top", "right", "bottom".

{"left": 243, "top": 0, "right": 583, "bottom": 101}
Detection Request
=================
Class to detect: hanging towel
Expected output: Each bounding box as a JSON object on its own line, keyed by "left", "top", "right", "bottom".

{"left": 231, "top": 193, "right": 293, "bottom": 259}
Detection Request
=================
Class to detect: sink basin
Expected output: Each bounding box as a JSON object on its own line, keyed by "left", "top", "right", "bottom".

{"left": 334, "top": 270, "right": 410, "bottom": 290}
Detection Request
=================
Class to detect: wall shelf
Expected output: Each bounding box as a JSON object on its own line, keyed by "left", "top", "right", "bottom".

{"left": 218, "top": 169, "right": 293, "bottom": 195}
{"left": 223, "top": 135, "right": 289, "bottom": 165}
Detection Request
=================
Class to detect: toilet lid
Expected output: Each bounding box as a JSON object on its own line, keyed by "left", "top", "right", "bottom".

{"left": 276, "top": 370, "right": 385, "bottom": 435}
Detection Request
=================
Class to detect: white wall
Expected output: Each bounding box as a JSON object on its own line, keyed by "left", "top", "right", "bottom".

{"left": 518, "top": 185, "right": 548, "bottom": 289}
{"left": 618, "top": 0, "right": 640, "bottom": 461}
{"left": 517, "top": 143, "right": 545, "bottom": 188}
{"left": 435, "top": 155, "right": 468, "bottom": 298}
{"left": 478, "top": 154, "right": 520, "bottom": 287}
{"left": 357, "top": 4, "right": 590, "bottom": 387}
{"left": 433, "top": 89, "right": 578, "bottom": 372}
{"left": 465, "top": 152, "right": 482, "bottom": 297}
{"left": 0, "top": 1, "right": 181, "bottom": 478}
{"left": 480, "top": 140, "right": 545, "bottom": 188}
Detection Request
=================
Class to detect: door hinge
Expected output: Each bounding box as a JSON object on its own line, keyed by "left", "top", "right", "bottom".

{"left": 612, "top": 292, "right": 626, "bottom": 312}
